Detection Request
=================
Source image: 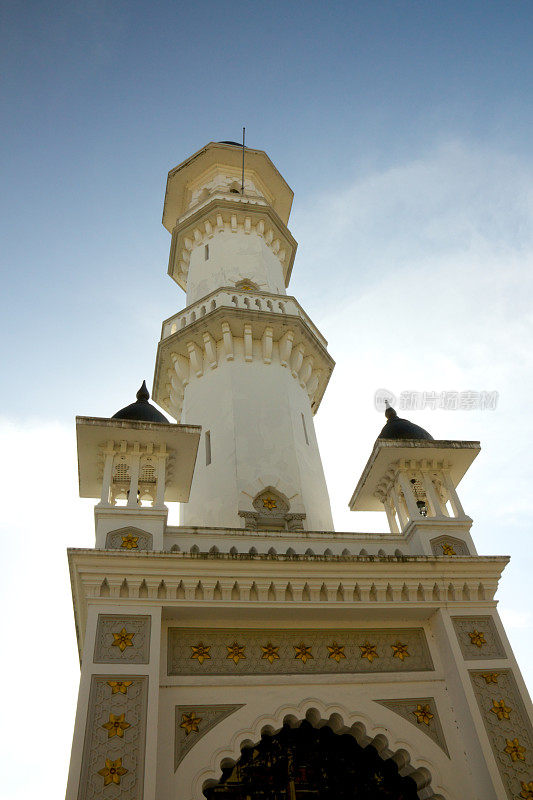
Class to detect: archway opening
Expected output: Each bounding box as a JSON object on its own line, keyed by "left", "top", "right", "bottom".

{"left": 204, "top": 720, "right": 419, "bottom": 800}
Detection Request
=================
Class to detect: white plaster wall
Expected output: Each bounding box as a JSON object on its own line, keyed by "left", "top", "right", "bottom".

{"left": 186, "top": 231, "right": 286, "bottom": 305}
{"left": 180, "top": 339, "right": 333, "bottom": 531}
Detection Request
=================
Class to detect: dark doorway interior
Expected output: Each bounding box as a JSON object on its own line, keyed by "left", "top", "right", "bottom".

{"left": 204, "top": 720, "right": 419, "bottom": 800}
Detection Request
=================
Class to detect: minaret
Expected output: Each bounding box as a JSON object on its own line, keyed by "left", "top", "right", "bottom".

{"left": 152, "top": 141, "right": 335, "bottom": 532}
{"left": 66, "top": 145, "right": 533, "bottom": 800}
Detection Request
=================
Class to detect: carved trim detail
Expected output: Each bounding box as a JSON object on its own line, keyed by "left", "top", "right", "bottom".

{"left": 77, "top": 675, "right": 148, "bottom": 800}
{"left": 469, "top": 669, "right": 533, "bottom": 799}
{"left": 451, "top": 615, "right": 506, "bottom": 660}
{"left": 167, "top": 627, "right": 434, "bottom": 677}
{"left": 174, "top": 704, "right": 244, "bottom": 770}
{"left": 94, "top": 615, "right": 151, "bottom": 664}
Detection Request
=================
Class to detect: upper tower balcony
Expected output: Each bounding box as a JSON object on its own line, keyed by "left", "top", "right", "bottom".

{"left": 162, "top": 142, "right": 297, "bottom": 303}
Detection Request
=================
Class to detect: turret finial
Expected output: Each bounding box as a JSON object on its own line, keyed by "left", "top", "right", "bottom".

{"left": 384, "top": 401, "right": 397, "bottom": 420}
{"left": 136, "top": 381, "right": 150, "bottom": 402}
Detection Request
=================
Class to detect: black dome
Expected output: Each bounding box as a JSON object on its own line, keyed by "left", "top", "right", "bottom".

{"left": 378, "top": 406, "right": 433, "bottom": 441}
{"left": 218, "top": 140, "right": 246, "bottom": 147}
{"left": 112, "top": 381, "right": 169, "bottom": 424}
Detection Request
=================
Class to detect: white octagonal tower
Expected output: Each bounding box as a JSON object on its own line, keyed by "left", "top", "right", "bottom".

{"left": 152, "top": 141, "right": 335, "bottom": 531}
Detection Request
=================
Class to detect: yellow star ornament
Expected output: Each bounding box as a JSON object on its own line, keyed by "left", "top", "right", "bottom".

{"left": 102, "top": 712, "right": 131, "bottom": 738}
{"left": 413, "top": 704, "right": 434, "bottom": 726}
{"left": 520, "top": 781, "right": 533, "bottom": 799}
{"left": 504, "top": 738, "right": 526, "bottom": 762}
{"left": 481, "top": 673, "right": 499, "bottom": 684}
{"left": 226, "top": 642, "right": 246, "bottom": 664}
{"left": 468, "top": 630, "right": 486, "bottom": 648}
{"left": 180, "top": 711, "right": 202, "bottom": 735}
{"left": 391, "top": 642, "right": 410, "bottom": 661}
{"left": 121, "top": 534, "right": 139, "bottom": 549}
{"left": 107, "top": 680, "right": 133, "bottom": 694}
{"left": 190, "top": 643, "right": 211, "bottom": 664}
{"left": 294, "top": 643, "right": 313, "bottom": 663}
{"left": 359, "top": 642, "right": 378, "bottom": 662}
{"left": 327, "top": 642, "right": 346, "bottom": 662}
{"left": 490, "top": 700, "right": 512, "bottom": 721}
{"left": 441, "top": 542, "right": 456, "bottom": 555}
{"left": 112, "top": 628, "right": 135, "bottom": 652}
{"left": 261, "top": 643, "right": 280, "bottom": 663}
{"left": 262, "top": 496, "right": 277, "bottom": 510}
{"left": 97, "top": 757, "right": 128, "bottom": 786}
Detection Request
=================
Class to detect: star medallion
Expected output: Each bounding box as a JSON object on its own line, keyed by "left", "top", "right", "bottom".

{"left": 391, "top": 642, "right": 410, "bottom": 661}
{"left": 190, "top": 643, "right": 211, "bottom": 664}
{"left": 294, "top": 643, "right": 313, "bottom": 663}
{"left": 112, "top": 628, "right": 134, "bottom": 652}
{"left": 121, "top": 534, "right": 139, "bottom": 549}
{"left": 490, "top": 700, "right": 512, "bottom": 721}
{"left": 107, "top": 680, "right": 133, "bottom": 694}
{"left": 226, "top": 642, "right": 246, "bottom": 664}
{"left": 180, "top": 711, "right": 202, "bottom": 735}
{"left": 102, "top": 712, "right": 130, "bottom": 738}
{"left": 412, "top": 704, "right": 434, "bottom": 726}
{"left": 504, "top": 738, "right": 526, "bottom": 762}
{"left": 261, "top": 643, "right": 280, "bottom": 663}
{"left": 468, "top": 630, "right": 486, "bottom": 648}
{"left": 359, "top": 642, "right": 378, "bottom": 662}
{"left": 327, "top": 642, "right": 346, "bottom": 662}
{"left": 97, "top": 758, "right": 128, "bottom": 786}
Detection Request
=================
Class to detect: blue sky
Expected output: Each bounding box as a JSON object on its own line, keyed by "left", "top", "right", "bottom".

{"left": 1, "top": 2, "right": 533, "bottom": 797}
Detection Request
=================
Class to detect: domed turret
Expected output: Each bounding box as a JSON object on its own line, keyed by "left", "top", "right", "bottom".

{"left": 378, "top": 405, "right": 433, "bottom": 441}
{"left": 112, "top": 381, "right": 169, "bottom": 424}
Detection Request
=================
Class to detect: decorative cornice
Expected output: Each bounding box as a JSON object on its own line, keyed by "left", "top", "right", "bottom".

{"left": 152, "top": 307, "right": 334, "bottom": 419}
{"left": 167, "top": 199, "right": 297, "bottom": 290}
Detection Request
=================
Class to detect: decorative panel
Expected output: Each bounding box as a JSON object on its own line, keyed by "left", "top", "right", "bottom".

{"left": 94, "top": 615, "right": 151, "bottom": 664}
{"left": 376, "top": 697, "right": 449, "bottom": 756}
{"left": 105, "top": 529, "right": 153, "bottom": 551}
{"left": 430, "top": 535, "right": 469, "bottom": 556}
{"left": 451, "top": 616, "right": 505, "bottom": 660}
{"left": 78, "top": 675, "right": 148, "bottom": 800}
{"left": 167, "top": 627, "right": 434, "bottom": 676}
{"left": 469, "top": 670, "right": 533, "bottom": 800}
{"left": 174, "top": 704, "right": 244, "bottom": 770}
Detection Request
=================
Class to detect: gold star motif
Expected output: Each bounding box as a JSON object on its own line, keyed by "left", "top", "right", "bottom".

{"left": 359, "top": 642, "right": 378, "bottom": 662}
{"left": 107, "top": 680, "right": 133, "bottom": 694}
{"left": 413, "top": 704, "right": 434, "bottom": 726}
{"left": 490, "top": 699, "right": 512, "bottom": 721}
{"left": 121, "top": 533, "right": 139, "bottom": 549}
{"left": 441, "top": 542, "right": 456, "bottom": 555}
{"left": 468, "top": 629, "right": 486, "bottom": 648}
{"left": 294, "top": 643, "right": 313, "bottom": 663}
{"left": 102, "top": 712, "right": 130, "bottom": 738}
{"left": 520, "top": 781, "right": 533, "bottom": 799}
{"left": 112, "top": 628, "right": 134, "bottom": 652}
{"left": 374, "top": 773, "right": 384, "bottom": 785}
{"left": 504, "top": 738, "right": 526, "bottom": 762}
{"left": 226, "top": 642, "right": 246, "bottom": 664}
{"left": 262, "top": 496, "right": 277, "bottom": 510}
{"left": 97, "top": 757, "right": 128, "bottom": 786}
{"left": 327, "top": 642, "right": 346, "bottom": 662}
{"left": 190, "top": 643, "right": 211, "bottom": 664}
{"left": 180, "top": 711, "right": 202, "bottom": 735}
{"left": 481, "top": 672, "right": 499, "bottom": 684}
{"left": 391, "top": 642, "right": 410, "bottom": 661}
{"left": 261, "top": 643, "right": 280, "bottom": 663}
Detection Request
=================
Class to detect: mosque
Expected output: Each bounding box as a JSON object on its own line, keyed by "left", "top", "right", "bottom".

{"left": 66, "top": 141, "right": 532, "bottom": 800}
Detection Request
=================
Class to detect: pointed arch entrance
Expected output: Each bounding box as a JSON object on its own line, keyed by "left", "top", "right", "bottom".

{"left": 203, "top": 720, "right": 420, "bottom": 800}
